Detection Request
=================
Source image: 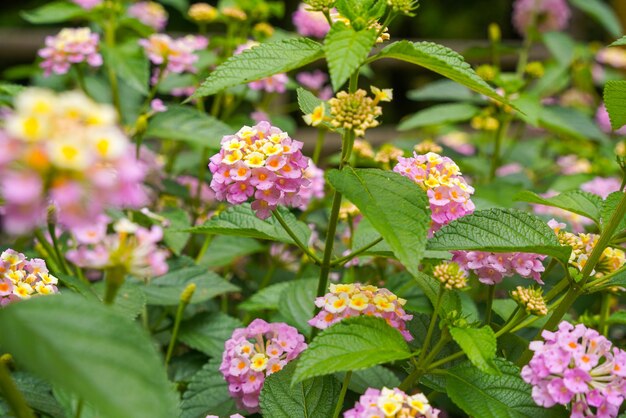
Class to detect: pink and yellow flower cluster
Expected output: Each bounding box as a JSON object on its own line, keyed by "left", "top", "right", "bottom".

{"left": 0, "top": 249, "right": 58, "bottom": 306}
{"left": 209, "top": 122, "right": 311, "bottom": 219}
{"left": 451, "top": 251, "right": 546, "bottom": 285}
{"left": 394, "top": 152, "right": 475, "bottom": 233}
{"left": 309, "top": 283, "right": 413, "bottom": 341}
{"left": 344, "top": 387, "right": 440, "bottom": 418}
{"left": 139, "top": 34, "right": 207, "bottom": 80}
{"left": 38, "top": 27, "right": 102, "bottom": 76}
{"left": 522, "top": 321, "right": 626, "bottom": 418}
{"left": 219, "top": 319, "right": 307, "bottom": 412}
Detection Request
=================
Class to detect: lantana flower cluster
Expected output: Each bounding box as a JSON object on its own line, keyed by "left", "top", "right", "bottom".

{"left": 220, "top": 319, "right": 307, "bottom": 412}
{"left": 393, "top": 152, "right": 475, "bottom": 233}
{"left": 293, "top": 2, "right": 331, "bottom": 38}
{"left": 38, "top": 27, "right": 102, "bottom": 76}
{"left": 128, "top": 1, "right": 168, "bottom": 31}
{"left": 208, "top": 122, "right": 311, "bottom": 219}
{"left": 344, "top": 387, "right": 440, "bottom": 418}
{"left": 309, "top": 283, "right": 413, "bottom": 341}
{"left": 0, "top": 249, "right": 58, "bottom": 306}
{"left": 522, "top": 321, "right": 626, "bottom": 417}
{"left": 139, "top": 34, "right": 207, "bottom": 80}
{"left": 451, "top": 251, "right": 546, "bottom": 285}
{"left": 66, "top": 218, "right": 169, "bottom": 278}
{"left": 0, "top": 88, "right": 149, "bottom": 234}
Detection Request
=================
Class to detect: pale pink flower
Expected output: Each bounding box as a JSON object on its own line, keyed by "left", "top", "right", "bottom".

{"left": 38, "top": 28, "right": 102, "bottom": 76}
{"left": 128, "top": 1, "right": 168, "bottom": 31}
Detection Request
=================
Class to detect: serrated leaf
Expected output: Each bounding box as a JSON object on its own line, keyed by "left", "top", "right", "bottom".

{"left": 178, "top": 312, "right": 243, "bottom": 358}
{"left": 139, "top": 266, "right": 239, "bottom": 305}
{"left": 186, "top": 203, "right": 311, "bottom": 246}
{"left": 601, "top": 191, "right": 626, "bottom": 236}
{"left": 375, "top": 41, "right": 508, "bottom": 105}
{"left": 239, "top": 281, "right": 292, "bottom": 311}
{"left": 102, "top": 43, "right": 149, "bottom": 95}
{"left": 514, "top": 190, "right": 601, "bottom": 225}
{"left": 337, "top": 365, "right": 401, "bottom": 394}
{"left": 570, "top": 0, "right": 622, "bottom": 38}
{"left": 398, "top": 103, "right": 479, "bottom": 130}
{"left": 445, "top": 359, "right": 566, "bottom": 418}
{"left": 145, "top": 105, "right": 232, "bottom": 149}
{"left": 427, "top": 208, "right": 571, "bottom": 263}
{"left": 180, "top": 360, "right": 239, "bottom": 418}
{"left": 194, "top": 38, "right": 323, "bottom": 98}
{"left": 604, "top": 80, "right": 626, "bottom": 130}
{"left": 450, "top": 327, "right": 499, "bottom": 375}
{"left": 540, "top": 105, "right": 610, "bottom": 144}
{"left": 260, "top": 361, "right": 340, "bottom": 418}
{"left": 326, "top": 168, "right": 430, "bottom": 277}
{"left": 278, "top": 278, "right": 317, "bottom": 334}
{"left": 21, "top": 1, "right": 86, "bottom": 23}
{"left": 324, "top": 24, "right": 377, "bottom": 91}
{"left": 0, "top": 294, "right": 179, "bottom": 418}
{"left": 292, "top": 316, "right": 412, "bottom": 383}
{"left": 407, "top": 79, "right": 480, "bottom": 102}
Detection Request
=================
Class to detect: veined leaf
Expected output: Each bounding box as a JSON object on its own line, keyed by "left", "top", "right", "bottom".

{"left": 398, "top": 103, "right": 479, "bottom": 130}
{"left": 449, "top": 327, "right": 500, "bottom": 375}
{"left": 324, "top": 24, "right": 377, "bottom": 91}
{"left": 601, "top": 191, "right": 626, "bottom": 235}
{"left": 180, "top": 360, "right": 239, "bottom": 418}
{"left": 239, "top": 281, "right": 292, "bottom": 311}
{"left": 514, "top": 190, "right": 601, "bottom": 225}
{"left": 604, "top": 80, "right": 626, "bottom": 130}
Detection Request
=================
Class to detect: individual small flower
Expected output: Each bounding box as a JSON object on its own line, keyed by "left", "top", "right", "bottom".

{"left": 38, "top": 28, "right": 103, "bottom": 76}
{"left": 556, "top": 155, "right": 591, "bottom": 175}
{"left": 596, "top": 103, "right": 626, "bottom": 135}
{"left": 0, "top": 249, "right": 58, "bottom": 306}
{"left": 344, "top": 387, "right": 440, "bottom": 418}
{"left": 522, "top": 321, "right": 626, "bottom": 417}
{"left": 66, "top": 218, "right": 169, "bottom": 278}
{"left": 139, "top": 34, "right": 206, "bottom": 79}
{"left": 339, "top": 201, "right": 360, "bottom": 221}
{"left": 309, "top": 283, "right": 413, "bottom": 341}
{"left": 235, "top": 41, "right": 288, "bottom": 93}
{"left": 208, "top": 122, "right": 310, "bottom": 219}
{"left": 328, "top": 88, "right": 387, "bottom": 137}
{"left": 394, "top": 152, "right": 475, "bottom": 233}
{"left": 189, "top": 2, "right": 218, "bottom": 23}
{"left": 71, "top": 0, "right": 102, "bottom": 9}
{"left": 128, "top": 1, "right": 168, "bottom": 31}
{"left": 150, "top": 99, "right": 167, "bottom": 113}
{"left": 433, "top": 261, "right": 468, "bottom": 290}
{"left": 293, "top": 3, "right": 331, "bottom": 38}
{"left": 452, "top": 251, "right": 546, "bottom": 285}
{"left": 512, "top": 0, "right": 570, "bottom": 36}
{"left": 220, "top": 319, "right": 307, "bottom": 412}
{"left": 511, "top": 286, "right": 548, "bottom": 316}
{"left": 581, "top": 177, "right": 622, "bottom": 199}
{"left": 303, "top": 104, "right": 326, "bottom": 127}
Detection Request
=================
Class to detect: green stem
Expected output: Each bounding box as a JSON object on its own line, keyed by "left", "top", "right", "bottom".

{"left": 48, "top": 222, "right": 71, "bottom": 275}
{"left": 272, "top": 210, "right": 321, "bottom": 264}
{"left": 314, "top": 191, "right": 342, "bottom": 297}
{"left": 418, "top": 285, "right": 445, "bottom": 364}
{"left": 74, "top": 398, "right": 84, "bottom": 418}
{"left": 103, "top": 266, "right": 126, "bottom": 305}
{"left": 332, "top": 371, "right": 352, "bottom": 418}
{"left": 312, "top": 128, "right": 326, "bottom": 165}
{"left": 33, "top": 229, "right": 63, "bottom": 275}
{"left": 104, "top": 10, "right": 122, "bottom": 121}
{"left": 488, "top": 115, "right": 510, "bottom": 181}
{"left": 428, "top": 351, "right": 465, "bottom": 370}
{"left": 599, "top": 292, "right": 612, "bottom": 336}
{"left": 0, "top": 362, "right": 36, "bottom": 418}
{"left": 195, "top": 235, "right": 213, "bottom": 264}
{"left": 330, "top": 237, "right": 383, "bottom": 267}
{"left": 259, "top": 262, "right": 276, "bottom": 290}
{"left": 421, "top": 331, "right": 451, "bottom": 367}
{"left": 165, "top": 285, "right": 195, "bottom": 366}
{"left": 484, "top": 284, "right": 496, "bottom": 326}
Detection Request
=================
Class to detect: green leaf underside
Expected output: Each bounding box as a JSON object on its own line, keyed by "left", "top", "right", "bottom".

{"left": 324, "top": 24, "right": 377, "bottom": 91}
{"left": 180, "top": 360, "right": 239, "bottom": 418}
{"left": 0, "top": 294, "right": 179, "bottom": 418}
{"left": 604, "top": 80, "right": 626, "bottom": 130}
{"left": 449, "top": 326, "right": 500, "bottom": 375}
{"left": 398, "top": 103, "right": 479, "bottom": 130}
{"left": 428, "top": 208, "right": 571, "bottom": 263}
{"left": 540, "top": 106, "right": 610, "bottom": 144}
{"left": 514, "top": 190, "right": 601, "bottom": 225}
{"left": 193, "top": 38, "right": 324, "bottom": 98}
{"left": 260, "top": 361, "right": 341, "bottom": 418}
{"left": 326, "top": 168, "right": 430, "bottom": 277}
{"left": 292, "top": 316, "right": 411, "bottom": 384}
{"left": 178, "top": 312, "right": 243, "bottom": 358}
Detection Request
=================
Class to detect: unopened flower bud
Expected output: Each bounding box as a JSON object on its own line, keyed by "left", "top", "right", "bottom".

{"left": 181, "top": 283, "right": 197, "bottom": 304}
{"left": 387, "top": 0, "right": 419, "bottom": 16}
{"left": 433, "top": 262, "right": 468, "bottom": 290}
{"left": 46, "top": 204, "right": 57, "bottom": 226}
{"left": 525, "top": 61, "right": 544, "bottom": 78}
{"left": 488, "top": 23, "right": 501, "bottom": 43}
{"left": 511, "top": 286, "right": 547, "bottom": 316}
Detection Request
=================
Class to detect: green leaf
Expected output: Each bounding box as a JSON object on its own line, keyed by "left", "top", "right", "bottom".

{"left": 601, "top": 191, "right": 626, "bottom": 235}
{"left": 292, "top": 316, "right": 412, "bottom": 383}
{"left": 102, "top": 43, "right": 150, "bottom": 95}
{"left": 199, "top": 235, "right": 264, "bottom": 268}
{"left": 180, "top": 360, "right": 239, "bottom": 418}
{"left": 278, "top": 278, "right": 317, "bottom": 335}
{"left": 407, "top": 79, "right": 480, "bottom": 102}
{"left": 145, "top": 105, "right": 233, "bottom": 149}
{"left": 0, "top": 294, "right": 179, "bottom": 418}
{"left": 412, "top": 271, "right": 460, "bottom": 313}
{"left": 375, "top": 41, "right": 509, "bottom": 105}
{"left": 178, "top": 312, "right": 243, "bottom": 358}
{"left": 194, "top": 38, "right": 324, "bottom": 98}
{"left": 158, "top": 0, "right": 189, "bottom": 13}
{"left": 445, "top": 359, "right": 566, "bottom": 418}
{"left": 604, "top": 80, "right": 626, "bottom": 130}
{"left": 296, "top": 87, "right": 325, "bottom": 115}
{"left": 337, "top": 365, "right": 401, "bottom": 393}
{"left": 161, "top": 207, "right": 191, "bottom": 255}
{"left": 398, "top": 103, "right": 479, "bottom": 130}
{"left": 326, "top": 168, "right": 430, "bottom": 277}
{"left": 449, "top": 327, "right": 500, "bottom": 375}
{"left": 186, "top": 203, "right": 311, "bottom": 245}
{"left": 335, "top": 0, "right": 386, "bottom": 23}
{"left": 608, "top": 311, "right": 626, "bottom": 325}
{"left": 260, "top": 361, "right": 341, "bottom": 418}
{"left": 11, "top": 372, "right": 65, "bottom": 418}
{"left": 21, "top": 1, "right": 85, "bottom": 23}
{"left": 139, "top": 266, "right": 239, "bottom": 305}
{"left": 428, "top": 208, "right": 571, "bottom": 263}
{"left": 570, "top": 0, "right": 622, "bottom": 38}
{"left": 514, "top": 190, "right": 601, "bottom": 225}
{"left": 540, "top": 106, "right": 610, "bottom": 144}
{"left": 324, "top": 24, "right": 377, "bottom": 91}
{"left": 611, "top": 36, "right": 626, "bottom": 46}
{"left": 542, "top": 32, "right": 576, "bottom": 67}
{"left": 240, "top": 281, "right": 292, "bottom": 311}
{"left": 93, "top": 281, "right": 146, "bottom": 319}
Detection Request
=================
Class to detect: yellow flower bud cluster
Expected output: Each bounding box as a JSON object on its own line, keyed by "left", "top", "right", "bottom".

{"left": 511, "top": 286, "right": 548, "bottom": 316}
{"left": 432, "top": 262, "right": 468, "bottom": 290}
{"left": 188, "top": 3, "right": 218, "bottom": 22}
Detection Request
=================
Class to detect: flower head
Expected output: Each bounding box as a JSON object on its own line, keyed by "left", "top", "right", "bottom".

{"left": 452, "top": 251, "right": 546, "bottom": 285}
{"left": 309, "top": 283, "right": 413, "bottom": 341}
{"left": 328, "top": 89, "right": 387, "bottom": 137}
{"left": 513, "top": 0, "right": 570, "bottom": 36}
{"left": 38, "top": 28, "right": 102, "bottom": 76}
{"left": 0, "top": 249, "right": 58, "bottom": 306}
{"left": 220, "top": 319, "right": 307, "bottom": 412}
{"left": 293, "top": 3, "right": 331, "bottom": 38}
{"left": 344, "top": 387, "right": 441, "bottom": 418}
{"left": 511, "top": 286, "right": 548, "bottom": 316}
{"left": 128, "top": 1, "right": 168, "bottom": 31}
{"left": 433, "top": 261, "right": 468, "bottom": 290}
{"left": 522, "top": 321, "right": 626, "bottom": 417}
{"left": 139, "top": 34, "right": 206, "bottom": 78}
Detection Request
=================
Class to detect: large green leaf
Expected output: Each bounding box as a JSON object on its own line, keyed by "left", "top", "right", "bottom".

{"left": 0, "top": 294, "right": 179, "bottom": 418}
{"left": 180, "top": 360, "right": 239, "bottom": 418}
{"left": 601, "top": 191, "right": 626, "bottom": 236}
{"left": 278, "top": 279, "right": 317, "bottom": 335}
{"left": 323, "top": 24, "right": 377, "bottom": 91}
{"left": 445, "top": 359, "right": 566, "bottom": 418}
{"left": 375, "top": 41, "right": 508, "bottom": 105}
{"left": 102, "top": 43, "right": 150, "bottom": 95}
{"left": 292, "top": 316, "right": 412, "bottom": 383}
{"left": 21, "top": 1, "right": 86, "bottom": 23}
{"left": 514, "top": 190, "right": 601, "bottom": 225}
{"left": 604, "top": 80, "right": 626, "bottom": 130}
{"left": 200, "top": 235, "right": 264, "bottom": 268}
{"left": 428, "top": 208, "right": 571, "bottom": 263}
{"left": 398, "top": 103, "right": 479, "bottom": 130}
{"left": 296, "top": 87, "right": 325, "bottom": 115}
{"left": 193, "top": 39, "right": 324, "bottom": 98}
{"left": 326, "top": 168, "right": 430, "bottom": 277}
{"left": 186, "top": 203, "right": 311, "bottom": 246}
{"left": 570, "top": 0, "right": 622, "bottom": 38}
{"left": 145, "top": 105, "right": 232, "bottom": 149}
{"left": 11, "top": 372, "right": 65, "bottom": 418}
{"left": 260, "top": 361, "right": 340, "bottom": 418}
{"left": 449, "top": 327, "right": 499, "bottom": 375}
{"left": 178, "top": 312, "right": 243, "bottom": 358}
